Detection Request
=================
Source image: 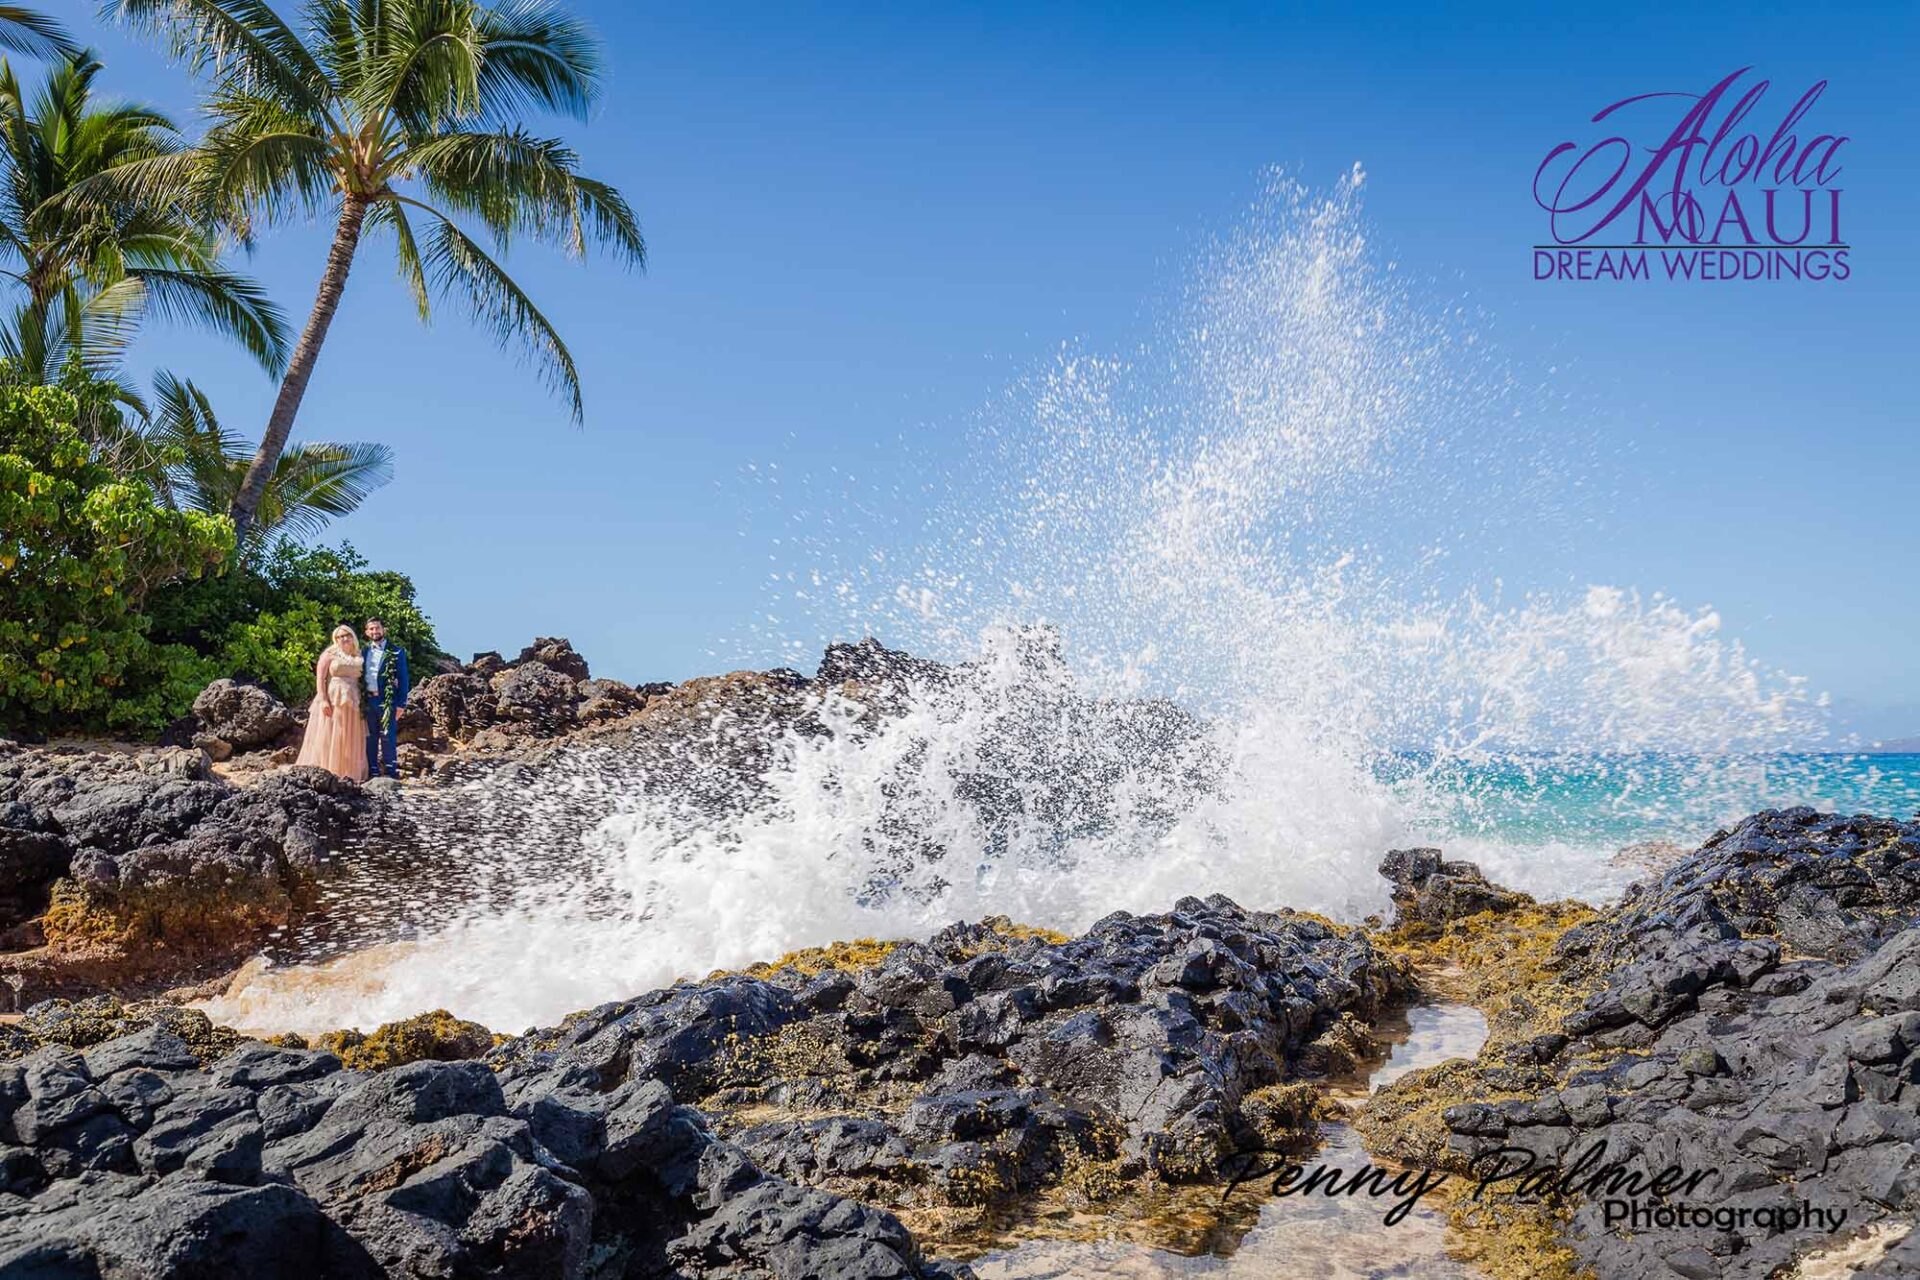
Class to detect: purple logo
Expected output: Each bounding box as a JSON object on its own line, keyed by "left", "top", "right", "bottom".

{"left": 1533, "top": 69, "right": 1850, "bottom": 282}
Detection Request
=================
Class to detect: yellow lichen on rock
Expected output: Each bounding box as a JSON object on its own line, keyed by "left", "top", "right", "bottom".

{"left": 0, "top": 995, "right": 240, "bottom": 1064}
{"left": 1298, "top": 1010, "right": 1384, "bottom": 1078}
{"left": 707, "top": 1018, "right": 856, "bottom": 1093}
{"left": 1377, "top": 899, "right": 1596, "bottom": 1034}
{"left": 1239, "top": 1081, "right": 1334, "bottom": 1147}
{"left": 315, "top": 1009, "right": 496, "bottom": 1071}
{"left": 1356, "top": 899, "right": 1596, "bottom": 1168}
{"left": 1358, "top": 898, "right": 1604, "bottom": 1269}
{"left": 41, "top": 872, "right": 308, "bottom": 963}
{"left": 722, "top": 917, "right": 1074, "bottom": 981}
{"left": 729, "top": 937, "right": 902, "bottom": 979}
{"left": 1354, "top": 1057, "right": 1528, "bottom": 1170}
{"left": 1444, "top": 1193, "right": 1594, "bottom": 1280}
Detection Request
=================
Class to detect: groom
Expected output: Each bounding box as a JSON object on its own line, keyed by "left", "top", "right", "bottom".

{"left": 362, "top": 617, "right": 411, "bottom": 779}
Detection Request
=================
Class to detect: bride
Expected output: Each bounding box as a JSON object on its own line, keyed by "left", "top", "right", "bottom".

{"left": 294, "top": 625, "right": 369, "bottom": 782}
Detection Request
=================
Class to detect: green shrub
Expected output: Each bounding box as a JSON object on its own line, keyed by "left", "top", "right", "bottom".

{"left": 0, "top": 379, "right": 233, "bottom": 734}
{"left": 146, "top": 541, "right": 444, "bottom": 711}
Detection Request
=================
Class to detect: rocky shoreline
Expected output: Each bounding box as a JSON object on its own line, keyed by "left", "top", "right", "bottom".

{"left": 1362, "top": 809, "right": 1920, "bottom": 1280}
{"left": 0, "top": 634, "right": 1208, "bottom": 1007}
{"left": 0, "top": 637, "right": 913, "bottom": 1006}
{"left": 0, "top": 642, "right": 1916, "bottom": 1278}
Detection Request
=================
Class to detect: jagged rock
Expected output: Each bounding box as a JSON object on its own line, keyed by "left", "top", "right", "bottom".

{"left": 577, "top": 678, "right": 645, "bottom": 722}
{"left": 496, "top": 896, "right": 1407, "bottom": 1209}
{"left": 190, "top": 679, "right": 297, "bottom": 755}
{"left": 1379, "top": 846, "right": 1530, "bottom": 924}
{"left": 1601, "top": 808, "right": 1920, "bottom": 964}
{"left": 1369, "top": 809, "right": 1920, "bottom": 1280}
{"left": 193, "top": 733, "right": 235, "bottom": 761}
{"left": 492, "top": 663, "right": 581, "bottom": 729}
{"left": 48, "top": 767, "right": 371, "bottom": 959}
{"left": 401, "top": 671, "right": 493, "bottom": 743}
{"left": 513, "top": 637, "right": 591, "bottom": 682}
{"left": 6, "top": 996, "right": 241, "bottom": 1064}
{"left": 0, "top": 1036, "right": 969, "bottom": 1279}
{"left": 0, "top": 823, "right": 68, "bottom": 924}
{"left": 818, "top": 637, "right": 946, "bottom": 687}
{"left": 0, "top": 745, "right": 392, "bottom": 987}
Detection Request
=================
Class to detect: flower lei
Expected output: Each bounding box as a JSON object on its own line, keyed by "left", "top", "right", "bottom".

{"left": 371, "top": 643, "right": 407, "bottom": 731}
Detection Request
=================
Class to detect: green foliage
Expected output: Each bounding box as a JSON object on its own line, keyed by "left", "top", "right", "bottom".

{"left": 0, "top": 369, "right": 436, "bottom": 735}
{"left": 0, "top": 52, "right": 287, "bottom": 380}
{"left": 115, "top": 370, "right": 395, "bottom": 543}
{"left": 0, "top": 374, "right": 232, "bottom": 733}
{"left": 0, "top": 7, "right": 78, "bottom": 61}
{"left": 146, "top": 541, "right": 443, "bottom": 711}
{"left": 105, "top": 0, "right": 643, "bottom": 535}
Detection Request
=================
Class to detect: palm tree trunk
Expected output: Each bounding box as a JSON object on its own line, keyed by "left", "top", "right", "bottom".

{"left": 231, "top": 194, "right": 369, "bottom": 544}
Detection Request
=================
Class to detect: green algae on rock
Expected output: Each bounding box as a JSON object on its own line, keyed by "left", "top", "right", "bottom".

{"left": 0, "top": 994, "right": 240, "bottom": 1064}
{"left": 307, "top": 1009, "right": 499, "bottom": 1071}
{"left": 1361, "top": 811, "right": 1920, "bottom": 1280}
{"left": 42, "top": 868, "right": 315, "bottom": 961}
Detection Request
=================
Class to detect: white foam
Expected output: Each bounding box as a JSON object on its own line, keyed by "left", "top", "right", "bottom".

{"left": 203, "top": 170, "right": 1820, "bottom": 1036}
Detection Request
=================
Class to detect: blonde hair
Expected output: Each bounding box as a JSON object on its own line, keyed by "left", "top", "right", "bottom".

{"left": 331, "top": 625, "right": 359, "bottom": 655}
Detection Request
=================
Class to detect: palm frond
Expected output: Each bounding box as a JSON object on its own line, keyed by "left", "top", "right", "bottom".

{"left": 473, "top": 0, "right": 601, "bottom": 122}
{"left": 197, "top": 88, "right": 333, "bottom": 232}
{"left": 405, "top": 126, "right": 641, "bottom": 265}
{"left": 365, "top": 196, "right": 429, "bottom": 320}
{"left": 407, "top": 196, "right": 581, "bottom": 419}
{"left": 143, "top": 366, "right": 240, "bottom": 509}
{"left": 124, "top": 264, "right": 291, "bottom": 373}
{"left": 0, "top": 7, "right": 78, "bottom": 61}
{"left": 251, "top": 438, "right": 394, "bottom": 538}
{"left": 137, "top": 368, "right": 394, "bottom": 537}
{"left": 1, "top": 284, "right": 146, "bottom": 380}
{"left": 104, "top": 0, "right": 331, "bottom": 119}
{"left": 48, "top": 150, "right": 205, "bottom": 225}
{"left": 1, "top": 51, "right": 280, "bottom": 371}
{"left": 362, "top": 0, "right": 484, "bottom": 131}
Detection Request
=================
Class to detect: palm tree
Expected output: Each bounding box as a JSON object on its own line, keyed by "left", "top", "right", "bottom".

{"left": 0, "top": 52, "right": 288, "bottom": 380}
{"left": 74, "top": 366, "right": 395, "bottom": 542}
{"left": 0, "top": 7, "right": 78, "bottom": 60}
{"left": 141, "top": 370, "right": 395, "bottom": 541}
{"left": 107, "top": 0, "right": 645, "bottom": 543}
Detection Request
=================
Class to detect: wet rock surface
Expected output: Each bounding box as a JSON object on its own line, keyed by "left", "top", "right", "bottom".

{"left": 1, "top": 807, "right": 1917, "bottom": 1277}
{"left": 0, "top": 1040, "right": 968, "bottom": 1279}
{"left": 0, "top": 894, "right": 1403, "bottom": 1279}
{"left": 1379, "top": 847, "right": 1531, "bottom": 926}
{"left": 1367, "top": 808, "right": 1920, "bottom": 1280}
{"left": 0, "top": 745, "right": 397, "bottom": 1003}
{"left": 10, "top": 631, "right": 1920, "bottom": 1278}
{"left": 496, "top": 898, "right": 1408, "bottom": 1225}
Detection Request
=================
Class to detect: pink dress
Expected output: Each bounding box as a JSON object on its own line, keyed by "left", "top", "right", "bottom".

{"left": 294, "top": 647, "right": 369, "bottom": 781}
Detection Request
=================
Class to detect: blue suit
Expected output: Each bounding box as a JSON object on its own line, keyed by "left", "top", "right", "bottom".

{"left": 362, "top": 642, "right": 410, "bottom": 778}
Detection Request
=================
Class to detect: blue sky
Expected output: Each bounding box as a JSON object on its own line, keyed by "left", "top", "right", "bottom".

{"left": 76, "top": 2, "right": 1919, "bottom": 737}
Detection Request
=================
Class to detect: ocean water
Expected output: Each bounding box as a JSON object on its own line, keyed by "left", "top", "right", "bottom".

{"left": 199, "top": 731, "right": 1918, "bottom": 1040}
{"left": 974, "top": 1003, "right": 1491, "bottom": 1277}
{"left": 1382, "top": 750, "right": 1920, "bottom": 899}
{"left": 201, "top": 171, "right": 1906, "bottom": 1038}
